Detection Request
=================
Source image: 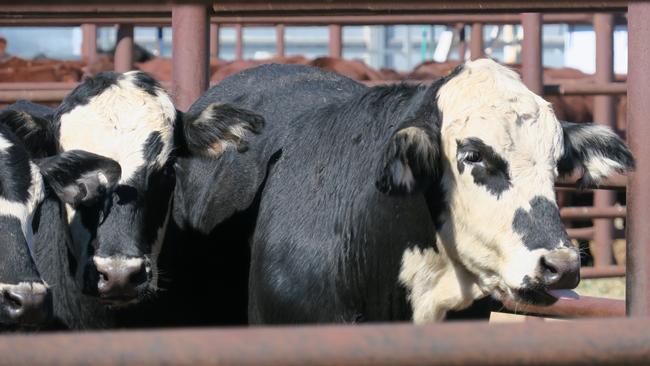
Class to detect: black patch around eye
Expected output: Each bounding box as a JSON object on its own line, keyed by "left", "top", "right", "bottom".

{"left": 114, "top": 185, "right": 139, "bottom": 205}
{"left": 513, "top": 196, "right": 571, "bottom": 251}
{"left": 143, "top": 131, "right": 164, "bottom": 163}
{"left": 456, "top": 138, "right": 511, "bottom": 197}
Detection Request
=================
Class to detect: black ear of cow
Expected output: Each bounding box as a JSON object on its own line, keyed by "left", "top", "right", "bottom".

{"left": 0, "top": 108, "right": 57, "bottom": 158}
{"left": 181, "top": 103, "right": 265, "bottom": 157}
{"left": 36, "top": 150, "right": 121, "bottom": 207}
{"left": 558, "top": 121, "right": 635, "bottom": 188}
{"left": 376, "top": 121, "right": 441, "bottom": 195}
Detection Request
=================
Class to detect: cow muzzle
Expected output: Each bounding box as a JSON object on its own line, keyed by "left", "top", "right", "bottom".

{"left": 0, "top": 283, "right": 52, "bottom": 327}
{"left": 86, "top": 256, "right": 150, "bottom": 306}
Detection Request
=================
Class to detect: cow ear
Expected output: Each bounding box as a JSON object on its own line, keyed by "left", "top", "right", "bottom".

{"left": 0, "top": 108, "right": 57, "bottom": 158}
{"left": 376, "top": 122, "right": 441, "bottom": 195}
{"left": 558, "top": 121, "right": 635, "bottom": 187}
{"left": 36, "top": 150, "right": 122, "bottom": 207}
{"left": 181, "top": 103, "right": 265, "bottom": 157}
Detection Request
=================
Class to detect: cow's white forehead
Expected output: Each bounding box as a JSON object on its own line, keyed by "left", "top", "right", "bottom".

{"left": 0, "top": 133, "right": 12, "bottom": 152}
{"left": 58, "top": 71, "right": 176, "bottom": 182}
{"left": 437, "top": 59, "right": 564, "bottom": 162}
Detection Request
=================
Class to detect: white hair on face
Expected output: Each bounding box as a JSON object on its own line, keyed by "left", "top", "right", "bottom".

{"left": 0, "top": 162, "right": 46, "bottom": 254}
{"left": 58, "top": 71, "right": 176, "bottom": 183}
{"left": 0, "top": 282, "right": 48, "bottom": 293}
{"left": 0, "top": 134, "right": 12, "bottom": 152}
{"left": 397, "top": 59, "right": 577, "bottom": 322}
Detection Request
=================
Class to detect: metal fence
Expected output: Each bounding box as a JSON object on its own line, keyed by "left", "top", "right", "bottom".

{"left": 0, "top": 1, "right": 649, "bottom": 364}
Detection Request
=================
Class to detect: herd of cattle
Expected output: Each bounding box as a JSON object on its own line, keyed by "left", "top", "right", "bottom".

{"left": 0, "top": 58, "right": 634, "bottom": 331}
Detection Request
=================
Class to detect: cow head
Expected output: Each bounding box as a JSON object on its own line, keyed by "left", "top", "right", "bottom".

{"left": 381, "top": 59, "right": 634, "bottom": 321}
{"left": 0, "top": 120, "right": 120, "bottom": 327}
{"left": 33, "top": 71, "right": 264, "bottom": 307}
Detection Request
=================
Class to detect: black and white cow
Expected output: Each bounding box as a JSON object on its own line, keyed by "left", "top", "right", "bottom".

{"left": 194, "top": 60, "right": 634, "bottom": 324}
{"left": 0, "top": 117, "right": 123, "bottom": 329}
{"left": 8, "top": 72, "right": 265, "bottom": 316}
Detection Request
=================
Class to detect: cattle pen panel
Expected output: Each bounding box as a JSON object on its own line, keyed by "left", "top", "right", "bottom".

{"left": 0, "top": 1, "right": 648, "bottom": 364}
{"left": 1, "top": 318, "right": 650, "bottom": 366}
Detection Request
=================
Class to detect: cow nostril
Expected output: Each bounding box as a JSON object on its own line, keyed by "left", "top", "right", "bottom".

{"left": 540, "top": 256, "right": 561, "bottom": 284}
{"left": 3, "top": 290, "right": 23, "bottom": 311}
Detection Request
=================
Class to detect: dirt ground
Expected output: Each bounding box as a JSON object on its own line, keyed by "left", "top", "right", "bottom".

{"left": 575, "top": 277, "right": 625, "bottom": 299}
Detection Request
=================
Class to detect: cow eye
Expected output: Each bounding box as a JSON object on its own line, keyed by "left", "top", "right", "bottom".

{"left": 464, "top": 151, "right": 482, "bottom": 163}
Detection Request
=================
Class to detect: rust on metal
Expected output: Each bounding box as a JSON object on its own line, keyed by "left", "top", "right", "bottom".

{"left": 329, "top": 24, "right": 343, "bottom": 58}
{"left": 592, "top": 13, "right": 617, "bottom": 267}
{"left": 560, "top": 206, "right": 626, "bottom": 219}
{"left": 234, "top": 23, "right": 244, "bottom": 60}
{"left": 172, "top": 4, "right": 209, "bottom": 111}
{"left": 1, "top": 318, "right": 649, "bottom": 366}
{"left": 470, "top": 22, "right": 484, "bottom": 60}
{"left": 114, "top": 23, "right": 134, "bottom": 72}
{"left": 581, "top": 265, "right": 626, "bottom": 279}
{"left": 521, "top": 13, "right": 543, "bottom": 95}
{"left": 276, "top": 24, "right": 285, "bottom": 57}
{"left": 501, "top": 293, "right": 625, "bottom": 318}
{"left": 626, "top": 1, "right": 650, "bottom": 318}
{"left": 210, "top": 23, "right": 220, "bottom": 58}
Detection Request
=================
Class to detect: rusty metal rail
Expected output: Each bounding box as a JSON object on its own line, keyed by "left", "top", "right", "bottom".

{"left": 501, "top": 293, "right": 625, "bottom": 318}
{"left": 1, "top": 318, "right": 649, "bottom": 366}
{"left": 560, "top": 206, "right": 626, "bottom": 219}
{"left": 582, "top": 265, "right": 627, "bottom": 278}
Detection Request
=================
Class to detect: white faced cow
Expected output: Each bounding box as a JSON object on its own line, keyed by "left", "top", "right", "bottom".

{"left": 197, "top": 61, "right": 633, "bottom": 324}
{"left": 9, "top": 71, "right": 264, "bottom": 309}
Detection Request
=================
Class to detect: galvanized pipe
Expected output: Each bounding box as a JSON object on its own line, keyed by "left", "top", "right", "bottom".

{"left": 235, "top": 23, "right": 244, "bottom": 60}
{"left": 521, "top": 13, "right": 543, "bottom": 95}
{"left": 627, "top": 2, "right": 650, "bottom": 318}
{"left": 171, "top": 4, "right": 209, "bottom": 112}
{"left": 592, "top": 13, "right": 617, "bottom": 267}
{"left": 276, "top": 24, "right": 285, "bottom": 57}
{"left": 114, "top": 23, "right": 134, "bottom": 72}
{"left": 1, "top": 318, "right": 650, "bottom": 365}
{"left": 470, "top": 22, "right": 484, "bottom": 60}
{"left": 329, "top": 24, "right": 342, "bottom": 58}
{"left": 210, "top": 23, "right": 220, "bottom": 59}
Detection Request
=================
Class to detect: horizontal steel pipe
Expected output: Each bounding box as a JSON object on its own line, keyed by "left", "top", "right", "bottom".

{"left": 560, "top": 206, "right": 627, "bottom": 219}
{"left": 581, "top": 265, "right": 627, "bottom": 279}
{"left": 212, "top": 1, "right": 630, "bottom": 14}
{"left": 544, "top": 82, "right": 627, "bottom": 95}
{"left": 208, "top": 13, "right": 608, "bottom": 25}
{"left": 0, "top": 89, "right": 70, "bottom": 102}
{"left": 567, "top": 227, "right": 595, "bottom": 240}
{"left": 2, "top": 318, "right": 650, "bottom": 366}
{"left": 501, "top": 294, "right": 625, "bottom": 318}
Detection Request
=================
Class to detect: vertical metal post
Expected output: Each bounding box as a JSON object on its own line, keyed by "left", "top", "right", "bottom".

{"left": 114, "top": 24, "right": 134, "bottom": 72}
{"left": 235, "top": 24, "right": 244, "bottom": 60}
{"left": 456, "top": 23, "right": 466, "bottom": 61}
{"left": 210, "top": 23, "right": 220, "bottom": 59}
{"left": 276, "top": 24, "right": 285, "bottom": 57}
{"left": 172, "top": 5, "right": 209, "bottom": 112}
{"left": 627, "top": 2, "right": 650, "bottom": 317}
{"left": 592, "top": 13, "right": 616, "bottom": 267}
{"left": 329, "top": 24, "right": 342, "bottom": 58}
{"left": 470, "top": 22, "right": 484, "bottom": 60}
{"left": 81, "top": 23, "right": 97, "bottom": 64}
{"left": 521, "top": 13, "right": 543, "bottom": 95}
